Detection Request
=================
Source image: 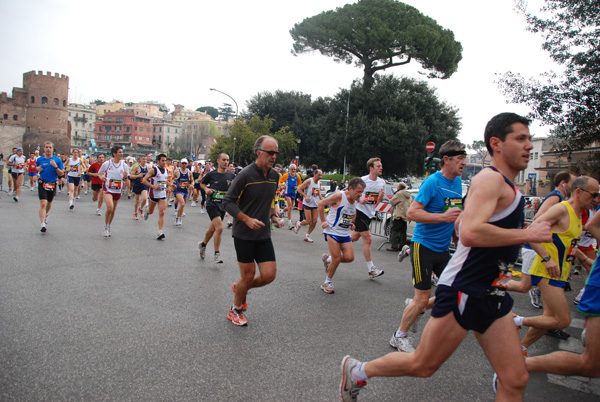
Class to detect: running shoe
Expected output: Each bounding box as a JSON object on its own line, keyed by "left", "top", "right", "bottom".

{"left": 40, "top": 223, "right": 47, "bottom": 233}
{"left": 77, "top": 195, "right": 80, "bottom": 199}
{"left": 397, "top": 245, "right": 410, "bottom": 263}
{"left": 368, "top": 268, "right": 384, "bottom": 279}
{"left": 322, "top": 253, "right": 330, "bottom": 272}
{"left": 431, "top": 273, "right": 439, "bottom": 287}
{"left": 157, "top": 231, "right": 165, "bottom": 240}
{"left": 133, "top": 213, "right": 138, "bottom": 220}
{"left": 304, "top": 235, "right": 314, "bottom": 243}
{"left": 13, "top": 196, "right": 18, "bottom": 202}
{"left": 227, "top": 307, "right": 248, "bottom": 326}
{"left": 574, "top": 287, "right": 585, "bottom": 305}
{"left": 288, "top": 220, "right": 294, "bottom": 230}
{"left": 294, "top": 220, "right": 301, "bottom": 234}
{"left": 31, "top": 187, "right": 34, "bottom": 191}
{"left": 84, "top": 190, "right": 88, "bottom": 195}
{"left": 96, "top": 208, "right": 102, "bottom": 216}
{"left": 389, "top": 334, "right": 415, "bottom": 352}
{"left": 198, "top": 242, "right": 206, "bottom": 259}
{"left": 231, "top": 282, "right": 248, "bottom": 311}
{"left": 45, "top": 214, "right": 49, "bottom": 224}
{"left": 214, "top": 251, "right": 223, "bottom": 263}
{"left": 103, "top": 228, "right": 110, "bottom": 237}
{"left": 143, "top": 205, "right": 149, "bottom": 220}
{"left": 546, "top": 329, "right": 570, "bottom": 339}
{"left": 200, "top": 208, "right": 205, "bottom": 214}
{"left": 340, "top": 355, "right": 366, "bottom": 402}
{"left": 227, "top": 221, "right": 233, "bottom": 228}
{"left": 191, "top": 200, "right": 197, "bottom": 207}
{"left": 320, "top": 282, "right": 335, "bottom": 294}
{"left": 69, "top": 204, "right": 74, "bottom": 210}
{"left": 138, "top": 208, "right": 144, "bottom": 217}
{"left": 529, "top": 287, "right": 542, "bottom": 309}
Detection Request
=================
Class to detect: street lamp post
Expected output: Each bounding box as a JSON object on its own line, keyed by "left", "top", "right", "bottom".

{"left": 233, "top": 137, "right": 237, "bottom": 164}
{"left": 210, "top": 88, "right": 238, "bottom": 119}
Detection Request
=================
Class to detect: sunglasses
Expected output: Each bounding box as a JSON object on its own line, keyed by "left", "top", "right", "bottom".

{"left": 581, "top": 189, "right": 600, "bottom": 198}
{"left": 259, "top": 148, "right": 279, "bottom": 156}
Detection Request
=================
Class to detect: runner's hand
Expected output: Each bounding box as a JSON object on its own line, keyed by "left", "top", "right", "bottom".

{"left": 245, "top": 218, "right": 265, "bottom": 230}
{"left": 526, "top": 220, "right": 552, "bottom": 243}
{"left": 321, "top": 221, "right": 330, "bottom": 229}
{"left": 442, "top": 207, "right": 461, "bottom": 223}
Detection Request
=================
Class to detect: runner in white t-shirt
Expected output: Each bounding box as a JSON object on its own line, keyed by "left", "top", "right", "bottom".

{"left": 8, "top": 147, "right": 26, "bottom": 202}
{"left": 98, "top": 146, "right": 129, "bottom": 237}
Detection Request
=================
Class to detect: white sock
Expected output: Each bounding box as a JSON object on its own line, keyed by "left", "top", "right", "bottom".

{"left": 394, "top": 329, "right": 407, "bottom": 338}
{"left": 325, "top": 277, "right": 332, "bottom": 284}
{"left": 327, "top": 256, "right": 332, "bottom": 264}
{"left": 514, "top": 315, "right": 524, "bottom": 327}
{"left": 367, "top": 261, "right": 375, "bottom": 270}
{"left": 351, "top": 362, "right": 368, "bottom": 382}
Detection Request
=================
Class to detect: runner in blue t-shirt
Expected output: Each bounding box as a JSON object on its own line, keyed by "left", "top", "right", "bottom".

{"left": 35, "top": 141, "right": 65, "bottom": 233}
{"left": 389, "top": 140, "right": 466, "bottom": 353}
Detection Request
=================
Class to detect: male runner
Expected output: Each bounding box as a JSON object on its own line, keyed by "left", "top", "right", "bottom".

{"left": 509, "top": 170, "right": 577, "bottom": 312}
{"left": 172, "top": 158, "right": 192, "bottom": 226}
{"left": 66, "top": 149, "right": 87, "bottom": 210}
{"left": 512, "top": 176, "right": 598, "bottom": 355}
{"left": 279, "top": 163, "right": 302, "bottom": 229}
{"left": 88, "top": 154, "right": 105, "bottom": 216}
{"left": 7, "top": 147, "right": 26, "bottom": 202}
{"left": 142, "top": 153, "right": 169, "bottom": 240}
{"left": 318, "top": 177, "right": 365, "bottom": 293}
{"left": 98, "top": 145, "right": 129, "bottom": 237}
{"left": 294, "top": 168, "right": 324, "bottom": 243}
{"left": 130, "top": 155, "right": 149, "bottom": 220}
{"left": 390, "top": 140, "right": 466, "bottom": 352}
{"left": 26, "top": 152, "right": 38, "bottom": 191}
{"left": 522, "top": 208, "right": 600, "bottom": 379}
{"left": 198, "top": 153, "right": 235, "bottom": 263}
{"left": 223, "top": 136, "right": 284, "bottom": 326}
{"left": 35, "top": 142, "right": 64, "bottom": 233}
{"left": 339, "top": 112, "right": 552, "bottom": 402}
{"left": 7, "top": 147, "right": 16, "bottom": 195}
{"left": 350, "top": 157, "right": 386, "bottom": 279}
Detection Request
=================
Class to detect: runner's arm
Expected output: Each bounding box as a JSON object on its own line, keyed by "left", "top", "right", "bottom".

{"left": 460, "top": 169, "right": 552, "bottom": 248}
{"left": 584, "top": 208, "right": 600, "bottom": 241}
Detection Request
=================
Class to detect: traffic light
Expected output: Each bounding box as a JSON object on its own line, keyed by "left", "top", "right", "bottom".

{"left": 432, "top": 157, "right": 441, "bottom": 172}
{"left": 424, "top": 156, "right": 431, "bottom": 171}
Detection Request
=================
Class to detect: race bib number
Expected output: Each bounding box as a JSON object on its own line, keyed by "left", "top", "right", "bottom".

{"left": 212, "top": 191, "right": 227, "bottom": 201}
{"left": 16, "top": 163, "right": 25, "bottom": 169}
{"left": 566, "top": 238, "right": 580, "bottom": 262}
{"left": 364, "top": 191, "right": 379, "bottom": 204}
{"left": 42, "top": 182, "right": 56, "bottom": 191}
{"left": 70, "top": 166, "right": 79, "bottom": 172}
{"left": 179, "top": 181, "right": 189, "bottom": 188}
{"left": 339, "top": 213, "right": 354, "bottom": 228}
{"left": 443, "top": 197, "right": 463, "bottom": 212}
{"left": 311, "top": 188, "right": 320, "bottom": 196}
{"left": 158, "top": 181, "right": 167, "bottom": 191}
{"left": 490, "top": 260, "right": 513, "bottom": 296}
{"left": 108, "top": 180, "right": 122, "bottom": 189}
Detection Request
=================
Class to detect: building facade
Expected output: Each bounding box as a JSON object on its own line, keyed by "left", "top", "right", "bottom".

{"left": 95, "top": 109, "right": 154, "bottom": 155}
{"left": 68, "top": 103, "right": 96, "bottom": 151}
{"left": 0, "top": 70, "right": 70, "bottom": 156}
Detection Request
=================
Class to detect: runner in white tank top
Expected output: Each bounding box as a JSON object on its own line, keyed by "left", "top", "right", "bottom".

{"left": 142, "top": 153, "right": 169, "bottom": 240}
{"left": 294, "top": 169, "right": 324, "bottom": 243}
{"left": 317, "top": 177, "right": 365, "bottom": 294}
{"left": 98, "top": 146, "right": 129, "bottom": 237}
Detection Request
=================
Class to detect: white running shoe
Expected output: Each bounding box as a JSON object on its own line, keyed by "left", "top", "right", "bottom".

{"left": 103, "top": 228, "right": 110, "bottom": 237}
{"left": 389, "top": 334, "right": 415, "bottom": 352}
{"left": 200, "top": 208, "right": 205, "bottom": 214}
{"left": 157, "top": 231, "right": 165, "bottom": 240}
{"left": 294, "top": 220, "right": 301, "bottom": 234}
{"left": 214, "top": 252, "right": 223, "bottom": 264}
{"left": 198, "top": 242, "right": 206, "bottom": 259}
{"left": 96, "top": 208, "right": 102, "bottom": 216}
{"left": 340, "top": 356, "right": 366, "bottom": 402}
{"left": 191, "top": 200, "right": 197, "bottom": 207}
{"left": 304, "top": 235, "right": 314, "bottom": 243}
{"left": 368, "top": 268, "right": 384, "bottom": 279}
{"left": 322, "top": 254, "right": 330, "bottom": 272}
{"left": 529, "top": 287, "right": 542, "bottom": 309}
{"left": 398, "top": 245, "right": 411, "bottom": 262}
{"left": 320, "top": 282, "right": 335, "bottom": 294}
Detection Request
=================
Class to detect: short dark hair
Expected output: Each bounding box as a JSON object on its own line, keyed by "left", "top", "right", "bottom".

{"left": 110, "top": 145, "right": 122, "bottom": 156}
{"left": 439, "top": 140, "right": 465, "bottom": 167}
{"left": 484, "top": 113, "right": 531, "bottom": 155}
{"left": 554, "top": 170, "right": 573, "bottom": 187}
{"left": 157, "top": 153, "right": 167, "bottom": 161}
{"left": 348, "top": 177, "right": 366, "bottom": 190}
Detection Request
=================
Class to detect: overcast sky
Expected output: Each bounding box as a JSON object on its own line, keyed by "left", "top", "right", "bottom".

{"left": 0, "top": 0, "right": 557, "bottom": 146}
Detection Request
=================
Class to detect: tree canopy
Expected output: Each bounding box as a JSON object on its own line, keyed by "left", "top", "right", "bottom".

{"left": 208, "top": 116, "right": 298, "bottom": 166}
{"left": 196, "top": 106, "right": 219, "bottom": 119}
{"left": 498, "top": 0, "right": 600, "bottom": 171}
{"left": 245, "top": 75, "right": 461, "bottom": 176}
{"left": 290, "top": 0, "right": 463, "bottom": 89}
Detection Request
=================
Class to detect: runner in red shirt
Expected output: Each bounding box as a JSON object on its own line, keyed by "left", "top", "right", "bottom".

{"left": 26, "top": 152, "right": 38, "bottom": 191}
{"left": 87, "top": 154, "right": 105, "bottom": 216}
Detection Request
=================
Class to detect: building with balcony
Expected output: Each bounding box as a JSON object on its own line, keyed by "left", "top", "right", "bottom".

{"left": 68, "top": 103, "right": 96, "bottom": 151}
{"left": 152, "top": 120, "right": 181, "bottom": 154}
{"left": 95, "top": 109, "right": 154, "bottom": 156}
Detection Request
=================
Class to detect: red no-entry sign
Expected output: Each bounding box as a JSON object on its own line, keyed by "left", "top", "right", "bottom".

{"left": 426, "top": 142, "right": 435, "bottom": 153}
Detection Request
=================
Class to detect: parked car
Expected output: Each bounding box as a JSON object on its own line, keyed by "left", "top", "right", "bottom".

{"left": 320, "top": 179, "right": 332, "bottom": 194}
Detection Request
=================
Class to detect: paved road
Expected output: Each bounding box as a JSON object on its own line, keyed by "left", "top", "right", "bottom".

{"left": 0, "top": 185, "right": 598, "bottom": 401}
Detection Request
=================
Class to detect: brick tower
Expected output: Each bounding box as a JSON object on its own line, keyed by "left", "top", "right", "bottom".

{"left": 21, "top": 71, "right": 70, "bottom": 155}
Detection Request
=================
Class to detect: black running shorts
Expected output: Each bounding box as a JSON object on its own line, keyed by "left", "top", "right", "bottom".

{"left": 233, "top": 237, "right": 276, "bottom": 264}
